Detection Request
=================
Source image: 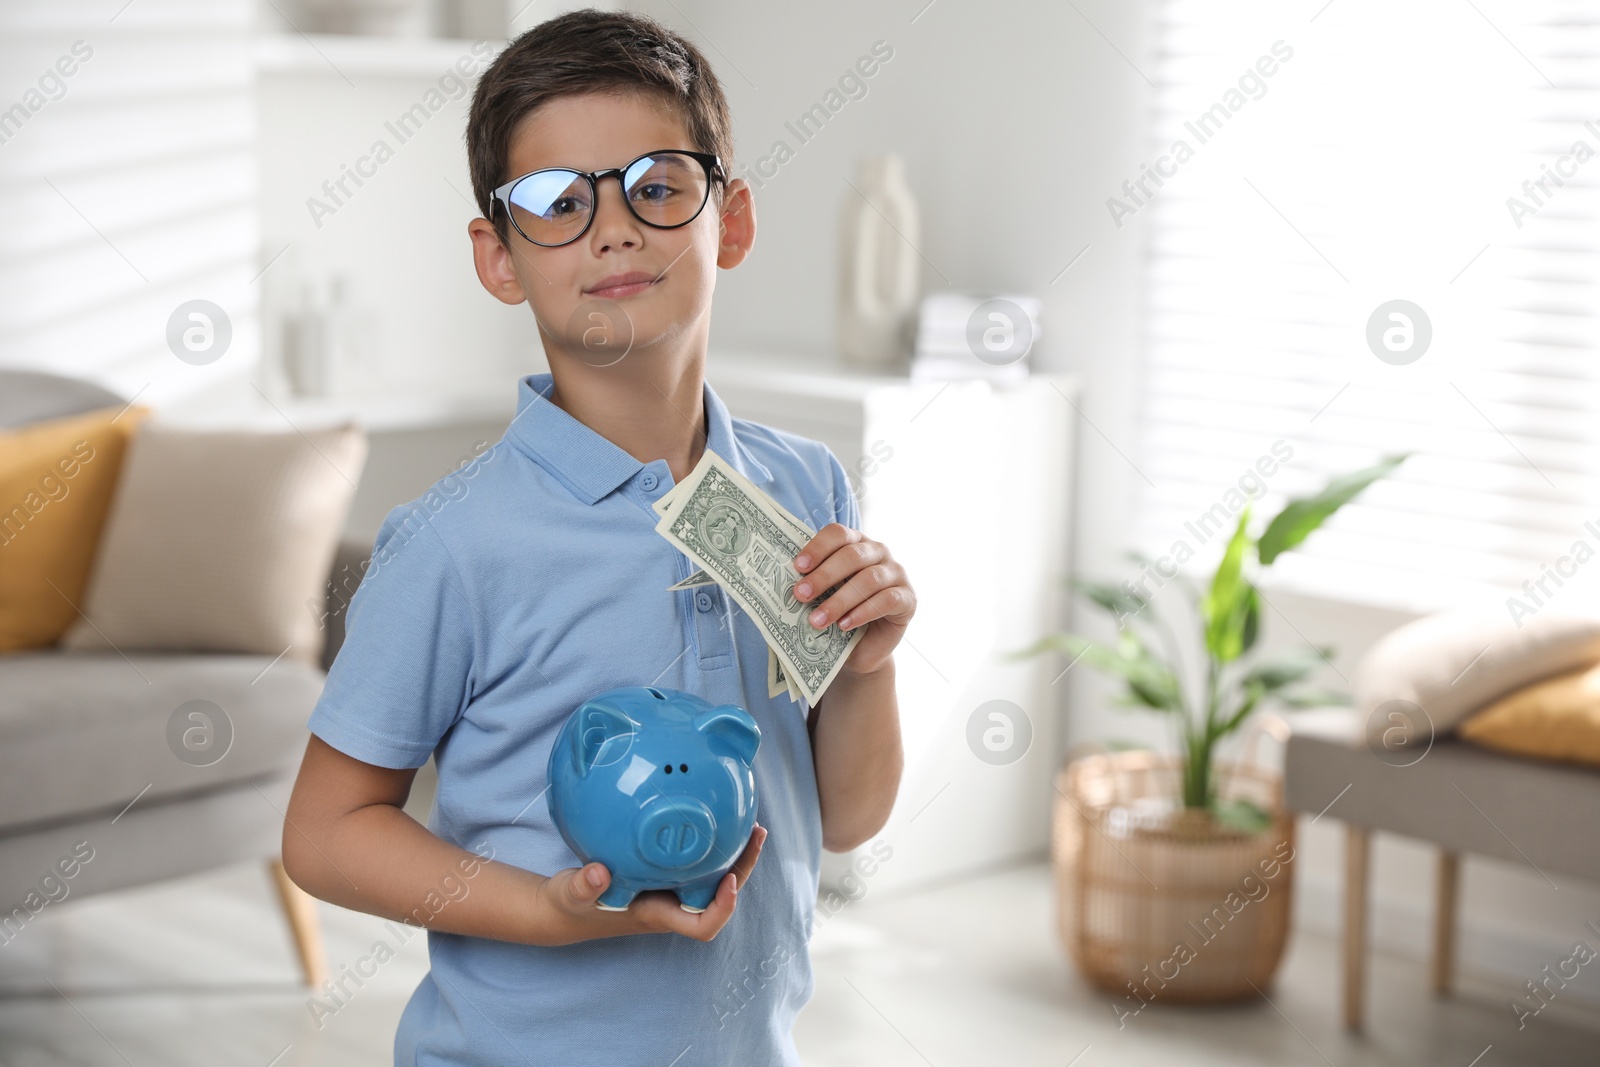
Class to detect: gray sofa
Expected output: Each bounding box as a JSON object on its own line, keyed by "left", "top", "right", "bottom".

{"left": 1285, "top": 707, "right": 1600, "bottom": 1031}
{"left": 0, "top": 370, "right": 367, "bottom": 986}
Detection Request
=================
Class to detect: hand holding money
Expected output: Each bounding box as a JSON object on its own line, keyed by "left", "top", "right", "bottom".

{"left": 652, "top": 449, "right": 866, "bottom": 707}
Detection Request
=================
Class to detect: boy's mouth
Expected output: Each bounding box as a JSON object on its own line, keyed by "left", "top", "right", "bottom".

{"left": 585, "top": 271, "right": 659, "bottom": 299}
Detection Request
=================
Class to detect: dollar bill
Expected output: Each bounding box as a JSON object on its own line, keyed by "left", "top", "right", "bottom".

{"left": 768, "top": 642, "right": 786, "bottom": 699}
{"left": 654, "top": 449, "right": 862, "bottom": 707}
{"left": 665, "top": 569, "right": 718, "bottom": 592}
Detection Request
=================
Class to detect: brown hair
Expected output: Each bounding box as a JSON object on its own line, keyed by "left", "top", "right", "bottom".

{"left": 466, "top": 8, "right": 735, "bottom": 246}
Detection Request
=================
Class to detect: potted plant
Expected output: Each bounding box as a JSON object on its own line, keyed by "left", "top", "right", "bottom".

{"left": 1012, "top": 455, "right": 1405, "bottom": 1004}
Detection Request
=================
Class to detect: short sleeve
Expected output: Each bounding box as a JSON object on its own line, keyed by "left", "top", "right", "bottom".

{"left": 824, "top": 446, "right": 862, "bottom": 533}
{"left": 307, "top": 503, "right": 477, "bottom": 769}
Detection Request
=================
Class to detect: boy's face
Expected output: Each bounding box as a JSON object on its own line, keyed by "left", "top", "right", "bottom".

{"left": 468, "top": 90, "right": 755, "bottom": 369}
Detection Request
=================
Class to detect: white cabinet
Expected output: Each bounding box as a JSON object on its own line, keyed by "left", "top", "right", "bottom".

{"left": 708, "top": 352, "right": 1079, "bottom": 899}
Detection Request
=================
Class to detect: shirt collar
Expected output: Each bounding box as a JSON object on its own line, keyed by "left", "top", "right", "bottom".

{"left": 505, "top": 371, "right": 772, "bottom": 505}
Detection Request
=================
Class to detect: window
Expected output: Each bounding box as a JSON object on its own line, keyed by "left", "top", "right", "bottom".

{"left": 0, "top": 1, "right": 258, "bottom": 403}
{"left": 1137, "top": 0, "right": 1600, "bottom": 616}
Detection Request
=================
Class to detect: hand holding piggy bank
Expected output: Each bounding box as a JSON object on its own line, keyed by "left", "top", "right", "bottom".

{"left": 547, "top": 685, "right": 761, "bottom": 913}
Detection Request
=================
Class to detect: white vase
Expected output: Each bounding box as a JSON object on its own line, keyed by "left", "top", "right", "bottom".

{"left": 838, "top": 154, "right": 920, "bottom": 371}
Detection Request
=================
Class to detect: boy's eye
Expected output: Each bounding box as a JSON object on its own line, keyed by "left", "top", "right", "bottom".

{"left": 549, "top": 196, "right": 588, "bottom": 218}
{"left": 632, "top": 182, "right": 675, "bottom": 203}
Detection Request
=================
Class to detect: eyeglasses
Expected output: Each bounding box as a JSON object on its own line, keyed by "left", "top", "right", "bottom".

{"left": 491, "top": 149, "right": 727, "bottom": 247}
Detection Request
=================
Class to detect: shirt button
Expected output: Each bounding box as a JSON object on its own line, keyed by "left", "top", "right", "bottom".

{"left": 696, "top": 591, "right": 714, "bottom": 612}
{"left": 640, "top": 471, "right": 658, "bottom": 491}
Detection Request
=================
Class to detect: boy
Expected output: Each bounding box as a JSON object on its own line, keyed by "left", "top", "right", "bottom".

{"left": 282, "top": 9, "right": 916, "bottom": 1066}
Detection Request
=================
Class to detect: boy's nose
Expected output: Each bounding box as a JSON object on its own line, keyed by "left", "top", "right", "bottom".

{"left": 589, "top": 175, "right": 641, "bottom": 249}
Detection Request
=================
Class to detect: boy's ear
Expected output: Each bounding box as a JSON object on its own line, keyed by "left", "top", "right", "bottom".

{"left": 467, "top": 217, "right": 532, "bottom": 306}
{"left": 715, "top": 179, "right": 756, "bottom": 270}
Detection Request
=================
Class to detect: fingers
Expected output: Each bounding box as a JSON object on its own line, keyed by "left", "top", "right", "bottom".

{"left": 550, "top": 828, "right": 768, "bottom": 944}
{"left": 787, "top": 521, "right": 864, "bottom": 579}
{"left": 640, "top": 825, "right": 767, "bottom": 943}
{"left": 800, "top": 557, "right": 894, "bottom": 630}
{"left": 732, "top": 823, "right": 768, "bottom": 886}
{"left": 553, "top": 861, "right": 610, "bottom": 914}
{"left": 836, "top": 584, "right": 913, "bottom": 632}
{"left": 793, "top": 523, "right": 857, "bottom": 574}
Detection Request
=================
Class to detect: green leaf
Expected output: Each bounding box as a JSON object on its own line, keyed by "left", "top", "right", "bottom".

{"left": 1072, "top": 578, "right": 1149, "bottom": 625}
{"left": 1240, "top": 647, "right": 1330, "bottom": 692}
{"left": 1257, "top": 454, "right": 1408, "bottom": 566}
{"left": 1113, "top": 628, "right": 1186, "bottom": 712}
{"left": 1239, "top": 584, "right": 1261, "bottom": 657}
{"left": 1203, "top": 509, "right": 1255, "bottom": 663}
{"left": 1006, "top": 632, "right": 1184, "bottom": 713}
{"left": 1212, "top": 683, "right": 1264, "bottom": 741}
{"left": 1125, "top": 548, "right": 1208, "bottom": 612}
{"left": 1211, "top": 797, "right": 1273, "bottom": 836}
{"left": 1003, "top": 632, "right": 1081, "bottom": 662}
{"left": 1275, "top": 686, "right": 1353, "bottom": 709}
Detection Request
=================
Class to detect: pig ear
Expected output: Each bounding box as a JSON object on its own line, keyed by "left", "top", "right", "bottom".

{"left": 573, "top": 703, "right": 636, "bottom": 778}
{"left": 694, "top": 706, "right": 761, "bottom": 765}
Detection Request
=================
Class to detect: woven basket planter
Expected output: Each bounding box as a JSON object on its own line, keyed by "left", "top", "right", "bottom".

{"left": 1052, "top": 749, "right": 1295, "bottom": 1004}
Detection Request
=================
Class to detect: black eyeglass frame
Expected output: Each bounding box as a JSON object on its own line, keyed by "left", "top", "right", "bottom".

{"left": 491, "top": 149, "right": 728, "bottom": 247}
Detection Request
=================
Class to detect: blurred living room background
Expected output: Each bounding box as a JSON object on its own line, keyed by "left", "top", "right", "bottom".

{"left": 4, "top": 0, "right": 1600, "bottom": 1064}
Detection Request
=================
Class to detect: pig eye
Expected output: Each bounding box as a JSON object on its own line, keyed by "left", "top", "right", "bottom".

{"left": 679, "top": 763, "right": 688, "bottom": 773}
{"left": 663, "top": 764, "right": 672, "bottom": 773}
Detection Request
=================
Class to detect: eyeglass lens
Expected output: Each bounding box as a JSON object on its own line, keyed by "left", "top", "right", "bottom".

{"left": 506, "top": 152, "right": 711, "bottom": 246}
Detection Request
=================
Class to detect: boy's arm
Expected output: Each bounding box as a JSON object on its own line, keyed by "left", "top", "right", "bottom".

{"left": 281, "top": 734, "right": 767, "bottom": 946}
{"left": 808, "top": 659, "right": 902, "bottom": 852}
{"left": 795, "top": 517, "right": 915, "bottom": 854}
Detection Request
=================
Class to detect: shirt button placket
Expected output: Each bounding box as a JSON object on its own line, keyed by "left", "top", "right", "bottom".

{"left": 692, "top": 585, "right": 733, "bottom": 669}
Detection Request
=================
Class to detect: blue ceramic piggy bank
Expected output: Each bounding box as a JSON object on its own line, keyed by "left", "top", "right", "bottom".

{"left": 546, "top": 685, "right": 761, "bottom": 912}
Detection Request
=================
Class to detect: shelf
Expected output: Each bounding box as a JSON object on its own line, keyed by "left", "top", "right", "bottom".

{"left": 254, "top": 33, "right": 506, "bottom": 77}
{"left": 184, "top": 350, "right": 1061, "bottom": 436}
{"left": 265, "top": 385, "right": 514, "bottom": 434}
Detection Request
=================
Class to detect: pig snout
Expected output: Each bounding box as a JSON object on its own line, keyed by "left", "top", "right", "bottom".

{"left": 636, "top": 795, "right": 718, "bottom": 870}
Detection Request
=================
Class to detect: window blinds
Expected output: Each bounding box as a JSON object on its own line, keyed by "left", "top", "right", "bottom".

{"left": 0, "top": 0, "right": 258, "bottom": 404}
{"left": 1137, "top": 0, "right": 1600, "bottom": 615}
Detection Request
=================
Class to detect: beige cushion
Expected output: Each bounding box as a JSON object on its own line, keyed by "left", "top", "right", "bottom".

{"left": 61, "top": 420, "right": 366, "bottom": 664}
{"left": 1356, "top": 610, "right": 1600, "bottom": 748}
{"left": 1459, "top": 663, "right": 1600, "bottom": 768}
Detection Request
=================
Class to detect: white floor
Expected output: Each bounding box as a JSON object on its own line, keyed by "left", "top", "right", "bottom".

{"left": 1, "top": 857, "right": 1596, "bottom": 1066}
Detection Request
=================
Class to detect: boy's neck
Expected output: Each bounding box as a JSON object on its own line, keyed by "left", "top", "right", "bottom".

{"left": 545, "top": 359, "right": 708, "bottom": 486}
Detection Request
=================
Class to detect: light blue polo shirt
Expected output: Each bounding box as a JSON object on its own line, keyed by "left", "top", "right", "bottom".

{"left": 306, "top": 370, "right": 861, "bottom": 1067}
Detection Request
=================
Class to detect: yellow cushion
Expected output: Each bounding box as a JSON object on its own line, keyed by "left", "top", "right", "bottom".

{"left": 1459, "top": 662, "right": 1600, "bottom": 768}
{"left": 0, "top": 404, "right": 150, "bottom": 653}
